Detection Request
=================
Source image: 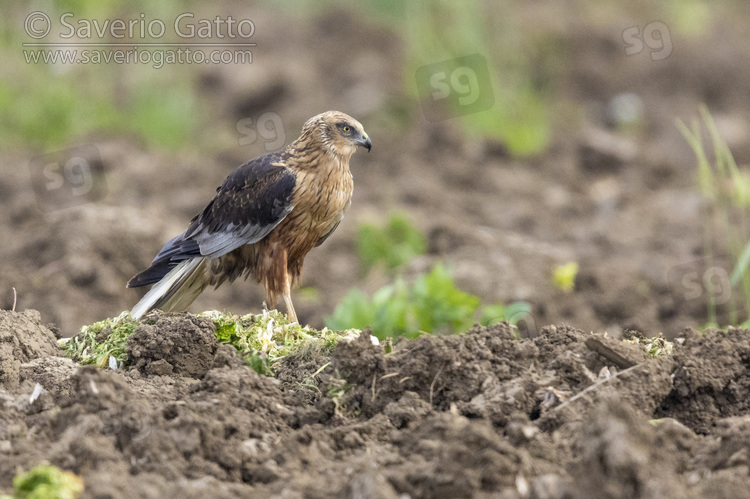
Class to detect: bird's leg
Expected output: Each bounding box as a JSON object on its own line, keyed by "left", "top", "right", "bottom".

{"left": 282, "top": 270, "right": 297, "bottom": 324}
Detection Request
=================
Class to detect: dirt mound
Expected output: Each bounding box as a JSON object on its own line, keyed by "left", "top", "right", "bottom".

{"left": 127, "top": 314, "right": 218, "bottom": 377}
{"left": 569, "top": 402, "right": 690, "bottom": 499}
{"left": 5, "top": 312, "right": 750, "bottom": 497}
{"left": 656, "top": 327, "right": 750, "bottom": 434}
{"left": 328, "top": 323, "right": 672, "bottom": 430}
{"left": 0, "top": 309, "right": 62, "bottom": 387}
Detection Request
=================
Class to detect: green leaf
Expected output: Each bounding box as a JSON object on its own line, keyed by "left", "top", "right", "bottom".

{"left": 412, "top": 264, "right": 480, "bottom": 334}
{"left": 552, "top": 262, "right": 579, "bottom": 292}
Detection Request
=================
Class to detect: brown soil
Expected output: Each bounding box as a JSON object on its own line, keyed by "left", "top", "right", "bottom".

{"left": 4, "top": 310, "right": 750, "bottom": 498}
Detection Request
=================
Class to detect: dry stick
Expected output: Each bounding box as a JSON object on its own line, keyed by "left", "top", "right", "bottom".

{"left": 429, "top": 363, "right": 446, "bottom": 407}
{"left": 12, "top": 287, "right": 17, "bottom": 312}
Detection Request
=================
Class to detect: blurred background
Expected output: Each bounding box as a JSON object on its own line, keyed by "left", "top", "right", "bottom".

{"left": 2, "top": 0, "right": 750, "bottom": 338}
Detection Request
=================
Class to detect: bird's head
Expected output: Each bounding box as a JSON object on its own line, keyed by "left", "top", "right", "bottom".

{"left": 301, "top": 111, "right": 371, "bottom": 158}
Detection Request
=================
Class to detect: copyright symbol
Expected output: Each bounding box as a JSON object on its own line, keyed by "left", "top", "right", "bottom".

{"left": 25, "top": 11, "right": 51, "bottom": 39}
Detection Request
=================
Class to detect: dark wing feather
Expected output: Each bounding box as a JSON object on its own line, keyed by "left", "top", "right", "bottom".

{"left": 184, "top": 152, "right": 296, "bottom": 257}
{"left": 127, "top": 235, "right": 200, "bottom": 287}
{"left": 128, "top": 152, "right": 296, "bottom": 288}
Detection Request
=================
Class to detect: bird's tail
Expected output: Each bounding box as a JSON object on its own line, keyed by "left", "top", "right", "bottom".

{"left": 130, "top": 257, "right": 209, "bottom": 320}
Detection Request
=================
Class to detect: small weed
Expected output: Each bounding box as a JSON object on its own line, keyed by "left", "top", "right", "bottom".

{"left": 7, "top": 464, "right": 83, "bottom": 499}
{"left": 552, "top": 262, "right": 579, "bottom": 292}
{"left": 382, "top": 336, "right": 394, "bottom": 354}
{"left": 63, "top": 312, "right": 140, "bottom": 368}
{"left": 480, "top": 301, "right": 533, "bottom": 328}
{"left": 326, "top": 263, "right": 531, "bottom": 340}
{"left": 678, "top": 106, "right": 750, "bottom": 326}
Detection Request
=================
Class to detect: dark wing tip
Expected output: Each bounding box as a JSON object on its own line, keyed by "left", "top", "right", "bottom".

{"left": 127, "top": 266, "right": 167, "bottom": 288}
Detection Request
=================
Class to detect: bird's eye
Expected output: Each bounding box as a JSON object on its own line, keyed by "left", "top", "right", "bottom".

{"left": 343, "top": 125, "right": 351, "bottom": 133}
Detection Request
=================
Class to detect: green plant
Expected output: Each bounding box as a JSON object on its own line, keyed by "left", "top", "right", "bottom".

{"left": 479, "top": 301, "right": 534, "bottom": 328}
{"left": 678, "top": 106, "right": 750, "bottom": 327}
{"left": 326, "top": 263, "right": 531, "bottom": 339}
{"left": 63, "top": 312, "right": 140, "bottom": 368}
{"left": 552, "top": 262, "right": 579, "bottom": 292}
{"left": 356, "top": 214, "right": 427, "bottom": 273}
{"left": 9, "top": 464, "right": 83, "bottom": 499}
{"left": 209, "top": 309, "right": 359, "bottom": 375}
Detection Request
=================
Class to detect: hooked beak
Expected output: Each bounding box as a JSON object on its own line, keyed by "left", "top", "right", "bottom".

{"left": 357, "top": 135, "right": 372, "bottom": 152}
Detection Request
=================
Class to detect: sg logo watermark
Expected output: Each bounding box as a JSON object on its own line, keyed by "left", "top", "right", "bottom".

{"left": 415, "top": 53, "right": 495, "bottom": 121}
{"left": 236, "top": 112, "right": 286, "bottom": 151}
{"left": 622, "top": 21, "right": 673, "bottom": 61}
{"left": 28, "top": 144, "right": 108, "bottom": 212}
{"left": 667, "top": 258, "right": 732, "bottom": 305}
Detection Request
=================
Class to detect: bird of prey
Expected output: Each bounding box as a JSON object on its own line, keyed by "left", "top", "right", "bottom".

{"left": 127, "top": 111, "right": 371, "bottom": 323}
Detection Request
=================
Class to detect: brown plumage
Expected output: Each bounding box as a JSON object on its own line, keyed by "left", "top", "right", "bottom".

{"left": 128, "top": 111, "right": 371, "bottom": 322}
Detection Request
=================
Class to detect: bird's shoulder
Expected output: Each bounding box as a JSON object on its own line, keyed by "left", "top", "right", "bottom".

{"left": 220, "top": 150, "right": 296, "bottom": 193}
{"left": 182, "top": 150, "right": 298, "bottom": 256}
{"left": 206, "top": 150, "right": 297, "bottom": 219}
